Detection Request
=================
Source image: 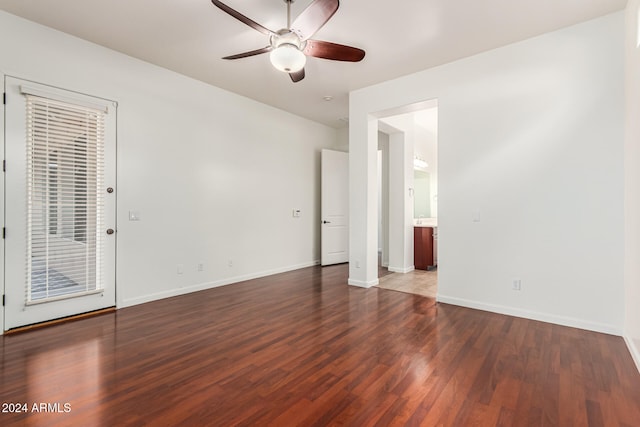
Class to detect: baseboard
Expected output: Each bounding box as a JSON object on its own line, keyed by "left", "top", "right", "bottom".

{"left": 4, "top": 307, "right": 115, "bottom": 335}
{"left": 388, "top": 265, "right": 415, "bottom": 274}
{"left": 119, "top": 260, "right": 320, "bottom": 308}
{"left": 624, "top": 334, "right": 640, "bottom": 374}
{"left": 348, "top": 278, "right": 379, "bottom": 288}
{"left": 436, "top": 294, "right": 622, "bottom": 336}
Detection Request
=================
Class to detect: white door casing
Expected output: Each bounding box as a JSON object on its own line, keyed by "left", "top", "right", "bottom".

{"left": 4, "top": 77, "right": 116, "bottom": 330}
{"left": 321, "top": 149, "right": 349, "bottom": 266}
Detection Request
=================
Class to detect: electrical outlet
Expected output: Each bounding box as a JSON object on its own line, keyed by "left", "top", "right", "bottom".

{"left": 177, "top": 264, "right": 184, "bottom": 275}
{"left": 197, "top": 263, "right": 204, "bottom": 272}
{"left": 512, "top": 279, "right": 521, "bottom": 291}
{"left": 228, "top": 260, "right": 233, "bottom": 267}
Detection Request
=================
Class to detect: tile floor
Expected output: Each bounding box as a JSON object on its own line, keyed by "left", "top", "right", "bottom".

{"left": 376, "top": 268, "right": 437, "bottom": 298}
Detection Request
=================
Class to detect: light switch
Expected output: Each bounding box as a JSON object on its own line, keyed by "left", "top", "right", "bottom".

{"left": 293, "top": 209, "right": 301, "bottom": 218}
{"left": 129, "top": 210, "right": 141, "bottom": 221}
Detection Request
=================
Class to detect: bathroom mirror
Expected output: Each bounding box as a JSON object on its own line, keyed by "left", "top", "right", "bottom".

{"left": 414, "top": 169, "right": 431, "bottom": 218}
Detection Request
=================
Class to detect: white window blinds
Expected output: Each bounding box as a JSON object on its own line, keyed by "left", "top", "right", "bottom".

{"left": 26, "top": 95, "right": 106, "bottom": 303}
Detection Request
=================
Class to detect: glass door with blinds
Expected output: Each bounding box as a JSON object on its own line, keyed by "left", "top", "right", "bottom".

{"left": 4, "top": 77, "right": 116, "bottom": 330}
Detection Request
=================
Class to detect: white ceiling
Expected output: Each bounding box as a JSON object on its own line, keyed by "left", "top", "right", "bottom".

{"left": 0, "top": 0, "right": 627, "bottom": 128}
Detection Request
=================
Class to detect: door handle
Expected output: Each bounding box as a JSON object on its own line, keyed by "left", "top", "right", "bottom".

{"left": 106, "top": 229, "right": 115, "bottom": 235}
{"left": 322, "top": 220, "right": 331, "bottom": 224}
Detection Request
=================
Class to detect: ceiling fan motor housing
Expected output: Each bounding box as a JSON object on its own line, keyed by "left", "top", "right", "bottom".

{"left": 271, "top": 29, "right": 305, "bottom": 50}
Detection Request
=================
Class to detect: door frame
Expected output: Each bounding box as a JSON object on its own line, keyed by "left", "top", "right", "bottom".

{"left": 3, "top": 76, "right": 118, "bottom": 331}
{"left": 1, "top": 70, "right": 5, "bottom": 333}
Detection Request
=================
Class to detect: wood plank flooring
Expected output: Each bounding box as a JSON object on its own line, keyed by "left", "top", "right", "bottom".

{"left": 1, "top": 263, "right": 639, "bottom": 426}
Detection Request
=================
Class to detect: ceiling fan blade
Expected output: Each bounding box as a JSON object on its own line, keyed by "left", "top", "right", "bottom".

{"left": 211, "top": 0, "right": 274, "bottom": 36}
{"left": 289, "top": 68, "right": 305, "bottom": 83}
{"left": 291, "top": 0, "right": 339, "bottom": 41}
{"left": 304, "top": 40, "right": 365, "bottom": 62}
{"left": 222, "top": 46, "right": 272, "bottom": 60}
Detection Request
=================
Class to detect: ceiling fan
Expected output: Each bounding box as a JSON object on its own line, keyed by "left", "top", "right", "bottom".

{"left": 211, "top": 0, "right": 365, "bottom": 82}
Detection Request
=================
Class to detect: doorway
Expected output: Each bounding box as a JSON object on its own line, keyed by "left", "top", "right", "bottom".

{"left": 375, "top": 103, "right": 439, "bottom": 298}
{"left": 320, "top": 149, "right": 349, "bottom": 266}
{"left": 3, "top": 77, "right": 117, "bottom": 330}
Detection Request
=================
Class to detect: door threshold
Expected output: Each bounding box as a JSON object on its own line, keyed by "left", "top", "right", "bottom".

{"left": 5, "top": 307, "right": 116, "bottom": 335}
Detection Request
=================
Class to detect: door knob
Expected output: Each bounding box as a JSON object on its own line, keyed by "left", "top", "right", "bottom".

{"left": 106, "top": 229, "right": 115, "bottom": 235}
{"left": 106, "top": 187, "right": 114, "bottom": 193}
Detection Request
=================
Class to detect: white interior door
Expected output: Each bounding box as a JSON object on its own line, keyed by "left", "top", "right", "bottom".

{"left": 321, "top": 149, "right": 348, "bottom": 266}
{"left": 4, "top": 77, "right": 116, "bottom": 330}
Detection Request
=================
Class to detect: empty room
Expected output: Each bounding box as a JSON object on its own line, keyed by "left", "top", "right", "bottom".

{"left": 1, "top": 0, "right": 640, "bottom": 425}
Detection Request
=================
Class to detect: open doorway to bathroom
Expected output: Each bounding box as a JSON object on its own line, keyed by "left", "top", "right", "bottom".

{"left": 375, "top": 103, "right": 438, "bottom": 298}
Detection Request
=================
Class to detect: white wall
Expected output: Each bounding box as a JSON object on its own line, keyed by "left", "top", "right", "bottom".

{"left": 387, "top": 128, "right": 415, "bottom": 273}
{"left": 350, "top": 12, "right": 625, "bottom": 334}
{"left": 0, "top": 11, "right": 338, "bottom": 323}
{"left": 624, "top": 0, "right": 640, "bottom": 370}
{"left": 335, "top": 127, "right": 349, "bottom": 152}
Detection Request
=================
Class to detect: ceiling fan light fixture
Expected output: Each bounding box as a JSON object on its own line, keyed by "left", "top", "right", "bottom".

{"left": 414, "top": 157, "right": 429, "bottom": 170}
{"left": 270, "top": 43, "right": 306, "bottom": 73}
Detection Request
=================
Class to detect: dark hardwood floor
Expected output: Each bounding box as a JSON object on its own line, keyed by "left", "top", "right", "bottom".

{"left": 1, "top": 263, "right": 639, "bottom": 426}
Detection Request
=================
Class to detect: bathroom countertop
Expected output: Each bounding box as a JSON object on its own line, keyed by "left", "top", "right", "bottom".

{"left": 414, "top": 218, "right": 437, "bottom": 227}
